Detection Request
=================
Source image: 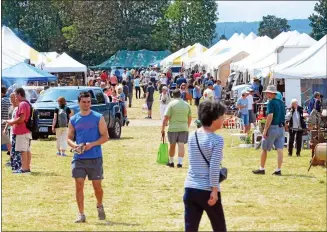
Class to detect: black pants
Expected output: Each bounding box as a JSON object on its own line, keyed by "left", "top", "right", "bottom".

{"left": 184, "top": 188, "right": 226, "bottom": 232}
{"left": 142, "top": 85, "right": 147, "bottom": 98}
{"left": 135, "top": 86, "right": 141, "bottom": 99}
{"left": 288, "top": 129, "right": 303, "bottom": 155}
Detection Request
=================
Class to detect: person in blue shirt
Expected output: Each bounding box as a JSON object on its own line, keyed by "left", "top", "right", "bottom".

{"left": 213, "top": 80, "right": 222, "bottom": 102}
{"left": 236, "top": 90, "right": 249, "bottom": 133}
{"left": 68, "top": 91, "right": 109, "bottom": 223}
{"left": 193, "top": 81, "right": 202, "bottom": 107}
{"left": 134, "top": 76, "right": 141, "bottom": 99}
{"left": 114, "top": 68, "right": 121, "bottom": 82}
{"left": 176, "top": 74, "right": 187, "bottom": 88}
{"left": 308, "top": 92, "right": 322, "bottom": 114}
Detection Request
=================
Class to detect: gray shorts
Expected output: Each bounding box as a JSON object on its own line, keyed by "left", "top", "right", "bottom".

{"left": 167, "top": 131, "right": 189, "bottom": 144}
{"left": 72, "top": 157, "right": 103, "bottom": 180}
{"left": 248, "top": 110, "right": 256, "bottom": 123}
{"left": 262, "top": 125, "right": 285, "bottom": 151}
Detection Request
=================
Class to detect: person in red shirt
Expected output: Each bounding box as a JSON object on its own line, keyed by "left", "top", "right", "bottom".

{"left": 110, "top": 75, "right": 118, "bottom": 88}
{"left": 5, "top": 88, "right": 32, "bottom": 174}
{"left": 100, "top": 70, "right": 108, "bottom": 82}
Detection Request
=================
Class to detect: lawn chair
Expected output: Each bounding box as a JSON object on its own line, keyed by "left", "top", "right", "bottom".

{"left": 228, "top": 117, "right": 247, "bottom": 148}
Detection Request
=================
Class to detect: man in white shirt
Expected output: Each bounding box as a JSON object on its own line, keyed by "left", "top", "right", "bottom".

{"left": 203, "top": 82, "right": 214, "bottom": 101}
{"left": 246, "top": 88, "right": 256, "bottom": 131}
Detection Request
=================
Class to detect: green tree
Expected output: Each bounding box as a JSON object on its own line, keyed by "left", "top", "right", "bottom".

{"left": 1, "top": 0, "right": 27, "bottom": 30}
{"left": 165, "top": 0, "right": 218, "bottom": 51}
{"left": 309, "top": 0, "right": 327, "bottom": 40}
{"left": 258, "top": 15, "right": 290, "bottom": 39}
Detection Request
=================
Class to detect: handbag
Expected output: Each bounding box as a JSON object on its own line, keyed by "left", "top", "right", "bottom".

{"left": 157, "top": 134, "right": 169, "bottom": 164}
{"left": 195, "top": 131, "right": 227, "bottom": 183}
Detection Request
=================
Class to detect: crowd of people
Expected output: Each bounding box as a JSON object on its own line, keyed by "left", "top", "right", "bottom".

{"left": 1, "top": 65, "right": 325, "bottom": 231}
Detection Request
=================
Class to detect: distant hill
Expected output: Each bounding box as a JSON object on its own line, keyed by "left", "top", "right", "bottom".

{"left": 213, "top": 19, "right": 312, "bottom": 43}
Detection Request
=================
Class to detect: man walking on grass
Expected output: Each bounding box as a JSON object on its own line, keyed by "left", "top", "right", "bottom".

{"left": 162, "top": 89, "right": 192, "bottom": 168}
{"left": 5, "top": 88, "right": 32, "bottom": 174}
{"left": 252, "top": 85, "right": 285, "bottom": 176}
{"left": 145, "top": 82, "right": 155, "bottom": 119}
{"left": 68, "top": 92, "right": 109, "bottom": 223}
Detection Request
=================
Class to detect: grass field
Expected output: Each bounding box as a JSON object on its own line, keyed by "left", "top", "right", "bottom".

{"left": 2, "top": 94, "right": 326, "bottom": 231}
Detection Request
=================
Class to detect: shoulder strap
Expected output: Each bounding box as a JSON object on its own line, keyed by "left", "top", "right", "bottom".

{"left": 195, "top": 131, "right": 210, "bottom": 166}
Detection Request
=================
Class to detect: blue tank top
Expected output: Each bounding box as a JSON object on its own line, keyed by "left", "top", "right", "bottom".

{"left": 70, "top": 111, "right": 103, "bottom": 160}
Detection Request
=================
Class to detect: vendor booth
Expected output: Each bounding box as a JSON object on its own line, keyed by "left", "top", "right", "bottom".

{"left": 2, "top": 62, "right": 57, "bottom": 88}
{"left": 273, "top": 35, "right": 327, "bottom": 107}
{"left": 43, "top": 52, "right": 87, "bottom": 86}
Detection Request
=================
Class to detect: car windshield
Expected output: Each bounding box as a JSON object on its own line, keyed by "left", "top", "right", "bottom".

{"left": 37, "top": 89, "right": 82, "bottom": 102}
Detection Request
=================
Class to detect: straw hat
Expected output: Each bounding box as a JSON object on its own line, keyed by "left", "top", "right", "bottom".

{"left": 263, "top": 85, "right": 277, "bottom": 94}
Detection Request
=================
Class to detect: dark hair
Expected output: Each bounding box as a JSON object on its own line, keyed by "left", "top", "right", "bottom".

{"left": 314, "top": 91, "right": 321, "bottom": 98}
{"left": 172, "top": 89, "right": 181, "bottom": 98}
{"left": 148, "top": 81, "right": 153, "bottom": 86}
{"left": 44, "top": 86, "right": 50, "bottom": 90}
{"left": 14, "top": 88, "right": 26, "bottom": 98}
{"left": 122, "top": 80, "right": 127, "bottom": 85}
{"left": 78, "top": 91, "right": 91, "bottom": 102}
{"left": 103, "top": 88, "right": 108, "bottom": 92}
{"left": 198, "top": 101, "right": 227, "bottom": 127}
{"left": 1, "top": 86, "right": 7, "bottom": 95}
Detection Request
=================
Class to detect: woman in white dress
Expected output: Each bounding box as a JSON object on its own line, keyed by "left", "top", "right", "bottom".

{"left": 159, "top": 86, "right": 171, "bottom": 123}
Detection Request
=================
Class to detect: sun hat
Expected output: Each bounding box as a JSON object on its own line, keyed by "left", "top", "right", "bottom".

{"left": 263, "top": 85, "right": 277, "bottom": 94}
{"left": 241, "top": 89, "right": 249, "bottom": 95}
{"left": 162, "top": 86, "right": 168, "bottom": 90}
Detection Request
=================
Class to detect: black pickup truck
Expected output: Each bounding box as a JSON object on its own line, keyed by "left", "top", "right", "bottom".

{"left": 32, "top": 86, "right": 124, "bottom": 139}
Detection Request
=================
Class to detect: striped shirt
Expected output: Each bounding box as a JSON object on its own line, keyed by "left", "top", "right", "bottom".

{"left": 1, "top": 97, "right": 11, "bottom": 125}
{"left": 185, "top": 130, "right": 224, "bottom": 192}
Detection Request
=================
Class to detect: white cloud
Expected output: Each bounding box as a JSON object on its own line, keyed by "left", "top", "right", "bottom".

{"left": 217, "top": 1, "right": 317, "bottom": 22}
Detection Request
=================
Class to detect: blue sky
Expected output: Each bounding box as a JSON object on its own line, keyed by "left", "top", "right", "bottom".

{"left": 217, "top": 1, "right": 318, "bottom": 22}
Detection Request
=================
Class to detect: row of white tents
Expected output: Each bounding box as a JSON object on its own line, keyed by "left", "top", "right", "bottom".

{"left": 2, "top": 26, "right": 87, "bottom": 80}
{"left": 162, "top": 30, "right": 326, "bottom": 107}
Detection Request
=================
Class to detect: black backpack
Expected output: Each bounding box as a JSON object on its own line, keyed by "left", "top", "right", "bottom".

{"left": 23, "top": 100, "right": 39, "bottom": 132}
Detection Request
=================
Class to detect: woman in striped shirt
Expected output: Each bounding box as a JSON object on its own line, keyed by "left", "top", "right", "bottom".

{"left": 184, "top": 100, "right": 227, "bottom": 232}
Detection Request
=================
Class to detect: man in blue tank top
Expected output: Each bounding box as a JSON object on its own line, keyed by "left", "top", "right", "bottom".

{"left": 68, "top": 91, "right": 109, "bottom": 223}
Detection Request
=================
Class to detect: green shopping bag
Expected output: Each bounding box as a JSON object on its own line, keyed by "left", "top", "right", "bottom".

{"left": 157, "top": 135, "right": 169, "bottom": 164}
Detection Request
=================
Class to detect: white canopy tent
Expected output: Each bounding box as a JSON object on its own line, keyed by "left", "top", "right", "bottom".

{"left": 43, "top": 52, "right": 87, "bottom": 84}
{"left": 160, "top": 46, "right": 191, "bottom": 69}
{"left": 43, "top": 52, "right": 87, "bottom": 73}
{"left": 2, "top": 26, "right": 48, "bottom": 70}
{"left": 235, "top": 31, "right": 316, "bottom": 77}
{"left": 40, "top": 52, "right": 60, "bottom": 62}
{"left": 273, "top": 35, "right": 327, "bottom": 107}
{"left": 205, "top": 49, "right": 249, "bottom": 86}
{"left": 184, "top": 40, "right": 228, "bottom": 69}
{"left": 230, "top": 31, "right": 298, "bottom": 73}
{"left": 230, "top": 35, "right": 272, "bottom": 71}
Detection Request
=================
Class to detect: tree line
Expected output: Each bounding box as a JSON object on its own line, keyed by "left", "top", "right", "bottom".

{"left": 2, "top": 0, "right": 218, "bottom": 66}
